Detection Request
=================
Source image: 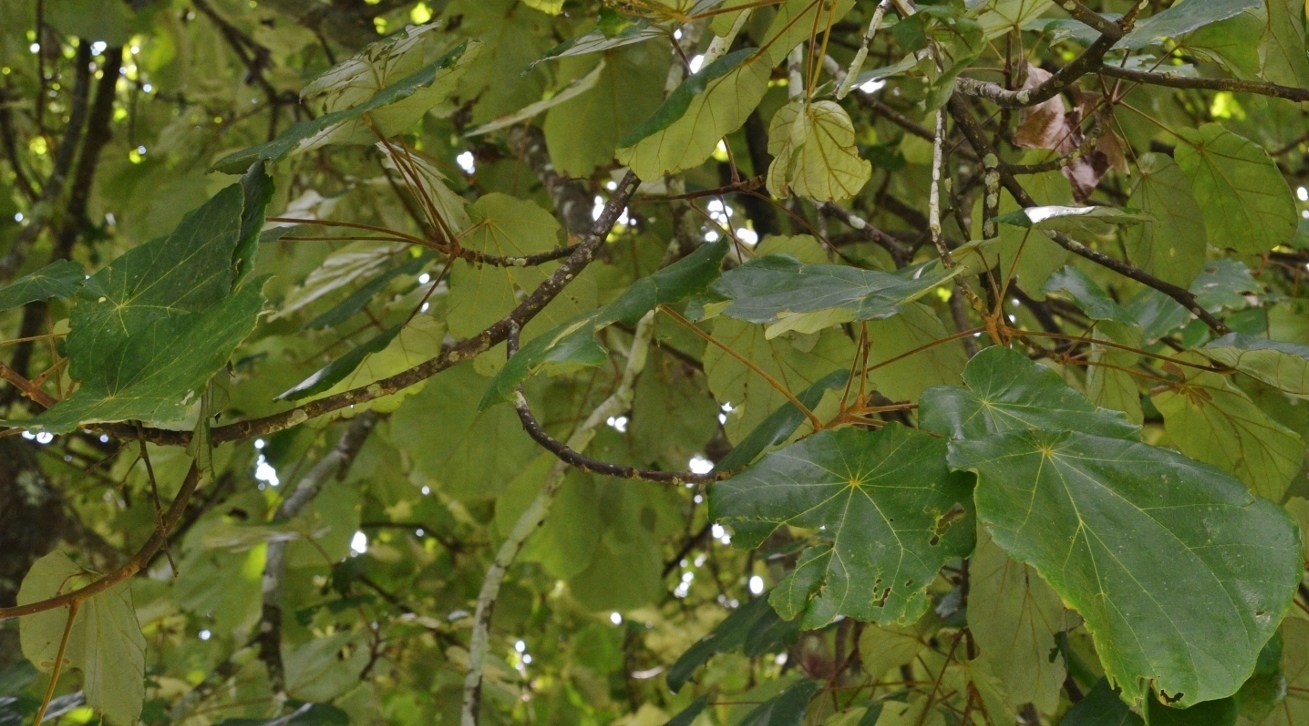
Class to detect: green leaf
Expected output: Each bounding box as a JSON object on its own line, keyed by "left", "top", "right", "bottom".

{"left": 479, "top": 240, "right": 728, "bottom": 408}
{"left": 1233, "top": 632, "right": 1284, "bottom": 722}
{"left": 1190, "top": 259, "right": 1258, "bottom": 311}
{"left": 973, "top": 161, "right": 1074, "bottom": 296}
{"left": 18, "top": 551, "right": 146, "bottom": 726}
{"left": 466, "top": 59, "right": 607, "bottom": 136}
{"left": 1202, "top": 332, "right": 1309, "bottom": 399}
{"left": 766, "top": 100, "right": 872, "bottom": 202}
{"left": 697, "top": 255, "right": 958, "bottom": 338}
{"left": 277, "top": 325, "right": 403, "bottom": 401}
{"left": 284, "top": 632, "right": 370, "bottom": 702}
{"left": 666, "top": 596, "right": 776, "bottom": 692}
{"left": 862, "top": 303, "right": 968, "bottom": 402}
{"left": 1088, "top": 327, "right": 1145, "bottom": 425}
{"left": 1122, "top": 153, "right": 1207, "bottom": 287}
{"left": 543, "top": 44, "right": 670, "bottom": 176}
{"left": 968, "top": 527, "right": 1073, "bottom": 716}
{"left": 1116, "top": 0, "right": 1259, "bottom": 49}
{"left": 1174, "top": 124, "right": 1297, "bottom": 255}
{"left": 1152, "top": 368, "right": 1304, "bottom": 501}
{"left": 393, "top": 363, "right": 538, "bottom": 499}
{"left": 947, "top": 429, "right": 1303, "bottom": 707}
{"left": 615, "top": 47, "right": 772, "bottom": 179}
{"left": 735, "top": 679, "right": 822, "bottom": 726}
{"left": 920, "top": 345, "right": 1140, "bottom": 441}
{"left": 995, "top": 205, "right": 1151, "bottom": 236}
{"left": 1062, "top": 678, "right": 1145, "bottom": 726}
{"left": 1263, "top": 617, "right": 1309, "bottom": 725}
{"left": 532, "top": 22, "right": 664, "bottom": 68}
{"left": 447, "top": 194, "right": 572, "bottom": 338}
{"left": 974, "top": 0, "right": 1055, "bottom": 40}
{"left": 0, "top": 259, "right": 86, "bottom": 312}
{"left": 705, "top": 319, "right": 854, "bottom": 443}
{"left": 211, "top": 38, "right": 481, "bottom": 173}
{"left": 711, "top": 424, "right": 976, "bottom": 628}
{"left": 1144, "top": 695, "right": 1237, "bottom": 725}
{"left": 521, "top": 0, "right": 563, "bottom": 14}
{"left": 665, "top": 695, "right": 710, "bottom": 726}
{"left": 715, "top": 369, "right": 849, "bottom": 472}
{"left": 1043, "top": 266, "right": 1138, "bottom": 326}
{"left": 301, "top": 253, "right": 433, "bottom": 331}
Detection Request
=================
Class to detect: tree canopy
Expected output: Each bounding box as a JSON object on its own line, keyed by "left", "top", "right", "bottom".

{"left": 1, "top": 0, "right": 1309, "bottom": 724}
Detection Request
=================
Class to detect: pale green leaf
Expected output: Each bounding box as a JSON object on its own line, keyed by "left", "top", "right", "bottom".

{"left": 532, "top": 22, "right": 664, "bottom": 68}
{"left": 974, "top": 0, "right": 1055, "bottom": 40}
{"left": 1152, "top": 368, "right": 1304, "bottom": 501}
{"left": 862, "top": 303, "right": 967, "bottom": 402}
{"left": 1116, "top": 0, "right": 1259, "bottom": 49}
{"left": 284, "top": 631, "right": 370, "bottom": 702}
{"left": 766, "top": 100, "right": 872, "bottom": 202}
{"left": 1202, "top": 332, "right": 1309, "bottom": 399}
{"left": 711, "top": 424, "right": 976, "bottom": 628}
{"left": 1122, "top": 153, "right": 1207, "bottom": 287}
{"left": 18, "top": 551, "right": 146, "bottom": 726}
{"left": 969, "top": 528, "right": 1073, "bottom": 716}
{"left": 1175, "top": 124, "right": 1297, "bottom": 255}
{"left": 705, "top": 318, "right": 854, "bottom": 443}
{"left": 467, "top": 59, "right": 606, "bottom": 136}
{"left": 995, "top": 205, "right": 1151, "bottom": 236}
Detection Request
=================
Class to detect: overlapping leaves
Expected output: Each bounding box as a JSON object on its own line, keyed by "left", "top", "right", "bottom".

{"left": 928, "top": 346, "right": 1302, "bottom": 707}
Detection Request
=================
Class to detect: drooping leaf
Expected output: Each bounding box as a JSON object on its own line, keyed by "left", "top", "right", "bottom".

{"left": 664, "top": 695, "right": 710, "bottom": 726}
{"left": 1190, "top": 259, "right": 1259, "bottom": 311}
{"left": 968, "top": 527, "right": 1073, "bottom": 717}
{"left": 615, "top": 47, "right": 772, "bottom": 179}
{"left": 278, "top": 326, "right": 403, "bottom": 401}
{"left": 715, "top": 369, "right": 849, "bottom": 472}
{"left": 0, "top": 259, "right": 86, "bottom": 312}
{"left": 18, "top": 551, "right": 146, "bottom": 726}
{"left": 995, "top": 205, "right": 1150, "bottom": 236}
{"left": 1144, "top": 694, "right": 1238, "bottom": 725}
{"left": 766, "top": 100, "right": 872, "bottom": 202}
{"left": 532, "top": 22, "right": 664, "bottom": 68}
{"left": 666, "top": 596, "right": 776, "bottom": 692}
{"left": 711, "top": 424, "right": 976, "bottom": 629}
{"left": 1116, "top": 0, "right": 1259, "bottom": 49}
{"left": 301, "top": 253, "right": 433, "bottom": 331}
{"left": 1152, "top": 367, "right": 1304, "bottom": 501}
{"left": 1121, "top": 153, "right": 1207, "bottom": 287}
{"left": 947, "top": 428, "right": 1302, "bottom": 708}
{"left": 696, "top": 255, "right": 957, "bottom": 338}
{"left": 479, "top": 240, "right": 728, "bottom": 407}
{"left": 1043, "top": 266, "right": 1139, "bottom": 326}
{"left": 735, "top": 679, "right": 823, "bottom": 726}
{"left": 1174, "top": 124, "right": 1297, "bottom": 255}
{"left": 211, "top": 38, "right": 481, "bottom": 173}
{"left": 1202, "top": 332, "right": 1309, "bottom": 399}
{"left": 920, "top": 345, "right": 1140, "bottom": 441}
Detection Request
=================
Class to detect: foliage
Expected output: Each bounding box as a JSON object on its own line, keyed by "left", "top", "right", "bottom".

{"left": 0, "top": 0, "right": 1308, "bottom": 724}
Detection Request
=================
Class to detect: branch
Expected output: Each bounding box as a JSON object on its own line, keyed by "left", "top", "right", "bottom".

{"left": 52, "top": 46, "right": 121, "bottom": 260}
{"left": 99, "top": 171, "right": 642, "bottom": 449}
{"left": 1096, "top": 64, "right": 1309, "bottom": 103}
{"left": 0, "top": 463, "right": 203, "bottom": 620}
{"left": 819, "top": 203, "right": 912, "bottom": 267}
{"left": 257, "top": 412, "right": 379, "bottom": 693}
{"left": 945, "top": 96, "right": 1231, "bottom": 335}
{"left": 463, "top": 311, "right": 661, "bottom": 726}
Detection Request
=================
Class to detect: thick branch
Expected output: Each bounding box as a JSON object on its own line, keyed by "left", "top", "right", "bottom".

{"left": 1096, "top": 64, "right": 1309, "bottom": 103}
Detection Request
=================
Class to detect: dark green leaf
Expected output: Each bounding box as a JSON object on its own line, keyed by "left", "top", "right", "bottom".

{"left": 715, "top": 369, "right": 849, "bottom": 472}
{"left": 1043, "top": 266, "right": 1137, "bottom": 325}
{"left": 667, "top": 596, "right": 774, "bottom": 692}
{"left": 664, "top": 695, "right": 710, "bottom": 726}
{"left": 302, "top": 253, "right": 432, "bottom": 331}
{"left": 277, "top": 325, "right": 402, "bottom": 401}
{"left": 0, "top": 260, "right": 86, "bottom": 312}
{"left": 1062, "top": 678, "right": 1144, "bottom": 726}
{"left": 736, "top": 679, "right": 823, "bottom": 726}
{"left": 1144, "top": 694, "right": 1237, "bottom": 725}
{"left": 712, "top": 424, "right": 975, "bottom": 628}
{"left": 920, "top": 345, "right": 1140, "bottom": 441}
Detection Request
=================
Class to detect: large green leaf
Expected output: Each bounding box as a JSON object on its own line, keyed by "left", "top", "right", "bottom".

{"left": 1174, "top": 124, "right": 1297, "bottom": 255}
{"left": 211, "top": 37, "right": 480, "bottom": 173}
{"left": 615, "top": 47, "right": 771, "bottom": 179}
{"left": 18, "top": 551, "right": 146, "bottom": 726}
{"left": 17, "top": 166, "right": 273, "bottom": 433}
{"left": 862, "top": 303, "right": 967, "bottom": 402}
{"left": 479, "top": 240, "right": 728, "bottom": 407}
{"left": 1202, "top": 333, "right": 1309, "bottom": 399}
{"left": 1121, "top": 153, "right": 1207, "bottom": 287}
{"left": 696, "top": 255, "right": 957, "bottom": 338}
{"left": 948, "top": 428, "right": 1302, "bottom": 707}
{"left": 1116, "top": 0, "right": 1259, "bottom": 49}
{"left": 0, "top": 259, "right": 86, "bottom": 312}
{"left": 1152, "top": 368, "right": 1304, "bottom": 501}
{"left": 711, "top": 424, "right": 976, "bottom": 629}
{"left": 920, "top": 345, "right": 1140, "bottom": 441}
